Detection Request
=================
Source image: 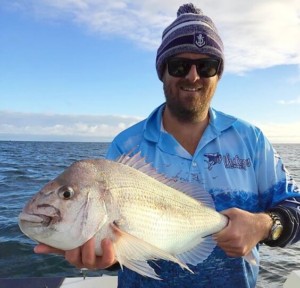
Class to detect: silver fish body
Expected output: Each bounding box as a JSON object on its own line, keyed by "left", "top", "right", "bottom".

{"left": 19, "top": 154, "right": 228, "bottom": 279}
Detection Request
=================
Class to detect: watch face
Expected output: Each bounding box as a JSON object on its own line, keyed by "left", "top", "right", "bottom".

{"left": 272, "top": 225, "right": 283, "bottom": 240}
{"left": 268, "top": 212, "right": 283, "bottom": 241}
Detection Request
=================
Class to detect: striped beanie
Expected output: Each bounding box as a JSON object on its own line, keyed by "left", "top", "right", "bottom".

{"left": 156, "top": 3, "right": 224, "bottom": 80}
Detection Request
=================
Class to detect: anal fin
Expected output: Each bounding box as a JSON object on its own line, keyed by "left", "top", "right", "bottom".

{"left": 177, "top": 235, "right": 216, "bottom": 266}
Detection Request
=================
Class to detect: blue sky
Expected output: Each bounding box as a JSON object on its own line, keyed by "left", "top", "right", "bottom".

{"left": 1, "top": 0, "right": 300, "bottom": 143}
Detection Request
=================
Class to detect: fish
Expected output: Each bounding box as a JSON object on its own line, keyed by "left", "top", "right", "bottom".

{"left": 19, "top": 153, "right": 239, "bottom": 279}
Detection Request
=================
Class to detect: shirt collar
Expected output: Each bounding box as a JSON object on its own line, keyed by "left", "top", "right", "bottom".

{"left": 209, "top": 107, "right": 237, "bottom": 133}
{"left": 143, "top": 103, "right": 237, "bottom": 151}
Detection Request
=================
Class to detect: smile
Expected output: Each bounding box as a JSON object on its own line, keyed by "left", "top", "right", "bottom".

{"left": 181, "top": 86, "right": 202, "bottom": 92}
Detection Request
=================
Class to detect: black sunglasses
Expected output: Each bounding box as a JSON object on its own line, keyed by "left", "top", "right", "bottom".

{"left": 167, "top": 58, "right": 221, "bottom": 78}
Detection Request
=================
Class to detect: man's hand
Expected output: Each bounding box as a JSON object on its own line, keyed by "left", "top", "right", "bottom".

{"left": 213, "top": 208, "right": 272, "bottom": 257}
{"left": 34, "top": 238, "right": 117, "bottom": 269}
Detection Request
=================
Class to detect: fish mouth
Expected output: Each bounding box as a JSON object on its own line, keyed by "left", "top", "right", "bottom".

{"left": 19, "top": 212, "right": 52, "bottom": 227}
{"left": 19, "top": 204, "right": 62, "bottom": 228}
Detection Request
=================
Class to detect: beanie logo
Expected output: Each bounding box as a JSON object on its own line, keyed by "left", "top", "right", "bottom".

{"left": 195, "top": 33, "right": 206, "bottom": 48}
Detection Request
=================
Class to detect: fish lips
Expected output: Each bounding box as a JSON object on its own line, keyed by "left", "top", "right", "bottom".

{"left": 19, "top": 212, "right": 52, "bottom": 227}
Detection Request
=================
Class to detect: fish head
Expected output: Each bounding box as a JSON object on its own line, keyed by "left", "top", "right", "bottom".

{"left": 18, "top": 159, "right": 109, "bottom": 250}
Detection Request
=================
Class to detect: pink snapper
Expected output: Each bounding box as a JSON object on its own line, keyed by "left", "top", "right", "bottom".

{"left": 19, "top": 153, "right": 229, "bottom": 279}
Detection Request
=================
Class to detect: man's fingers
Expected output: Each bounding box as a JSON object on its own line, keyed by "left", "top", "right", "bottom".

{"left": 34, "top": 244, "right": 65, "bottom": 255}
{"left": 81, "top": 238, "right": 97, "bottom": 268}
{"left": 97, "top": 239, "right": 116, "bottom": 268}
{"left": 67, "top": 238, "right": 116, "bottom": 269}
{"left": 65, "top": 247, "right": 84, "bottom": 268}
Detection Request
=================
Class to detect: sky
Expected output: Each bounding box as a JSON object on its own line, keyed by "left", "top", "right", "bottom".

{"left": 0, "top": 0, "right": 300, "bottom": 143}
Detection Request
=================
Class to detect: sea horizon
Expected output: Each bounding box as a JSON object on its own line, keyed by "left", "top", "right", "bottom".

{"left": 1, "top": 139, "right": 300, "bottom": 144}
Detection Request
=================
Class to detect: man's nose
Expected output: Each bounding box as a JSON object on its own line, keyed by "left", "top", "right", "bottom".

{"left": 185, "top": 64, "right": 200, "bottom": 82}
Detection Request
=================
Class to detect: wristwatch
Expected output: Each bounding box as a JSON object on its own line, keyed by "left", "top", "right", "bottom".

{"left": 266, "top": 212, "right": 283, "bottom": 241}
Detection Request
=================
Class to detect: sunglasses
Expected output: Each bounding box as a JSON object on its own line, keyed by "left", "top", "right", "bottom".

{"left": 167, "top": 58, "right": 221, "bottom": 78}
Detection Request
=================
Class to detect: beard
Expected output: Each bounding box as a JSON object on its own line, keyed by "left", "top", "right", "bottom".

{"left": 163, "top": 80, "right": 215, "bottom": 123}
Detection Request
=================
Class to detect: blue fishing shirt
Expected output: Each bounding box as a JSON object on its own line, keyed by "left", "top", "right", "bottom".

{"left": 106, "top": 104, "right": 300, "bottom": 288}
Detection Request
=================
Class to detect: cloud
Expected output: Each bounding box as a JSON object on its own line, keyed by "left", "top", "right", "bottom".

{"left": 4, "top": 0, "right": 300, "bottom": 74}
{"left": 277, "top": 96, "right": 300, "bottom": 105}
{"left": 254, "top": 121, "right": 300, "bottom": 143}
{"left": 1, "top": 110, "right": 299, "bottom": 143}
{"left": 0, "top": 110, "right": 142, "bottom": 142}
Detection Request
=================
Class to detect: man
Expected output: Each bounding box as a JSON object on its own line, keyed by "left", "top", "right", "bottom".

{"left": 35, "top": 3, "right": 300, "bottom": 287}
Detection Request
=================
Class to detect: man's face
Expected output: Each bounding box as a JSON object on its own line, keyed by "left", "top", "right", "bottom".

{"left": 162, "top": 53, "right": 219, "bottom": 122}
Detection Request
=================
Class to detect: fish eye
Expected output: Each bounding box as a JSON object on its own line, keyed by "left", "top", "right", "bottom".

{"left": 58, "top": 186, "right": 74, "bottom": 200}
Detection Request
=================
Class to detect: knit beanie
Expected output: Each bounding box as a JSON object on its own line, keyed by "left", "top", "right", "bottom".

{"left": 156, "top": 3, "right": 224, "bottom": 80}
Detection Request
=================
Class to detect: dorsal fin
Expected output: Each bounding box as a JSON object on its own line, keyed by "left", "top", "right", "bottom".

{"left": 117, "top": 152, "right": 215, "bottom": 209}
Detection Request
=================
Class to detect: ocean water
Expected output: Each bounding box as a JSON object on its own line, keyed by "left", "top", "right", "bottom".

{"left": 0, "top": 141, "right": 299, "bottom": 287}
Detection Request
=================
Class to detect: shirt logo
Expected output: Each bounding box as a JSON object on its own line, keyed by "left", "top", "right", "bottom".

{"left": 195, "top": 33, "right": 206, "bottom": 48}
{"left": 204, "top": 153, "right": 251, "bottom": 171}
{"left": 204, "top": 153, "right": 222, "bottom": 170}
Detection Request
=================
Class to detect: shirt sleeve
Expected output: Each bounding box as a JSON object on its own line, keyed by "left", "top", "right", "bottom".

{"left": 255, "top": 133, "right": 300, "bottom": 247}
{"left": 265, "top": 198, "right": 300, "bottom": 247}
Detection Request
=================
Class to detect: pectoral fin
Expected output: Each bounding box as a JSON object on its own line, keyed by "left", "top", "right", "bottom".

{"left": 110, "top": 223, "right": 193, "bottom": 279}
